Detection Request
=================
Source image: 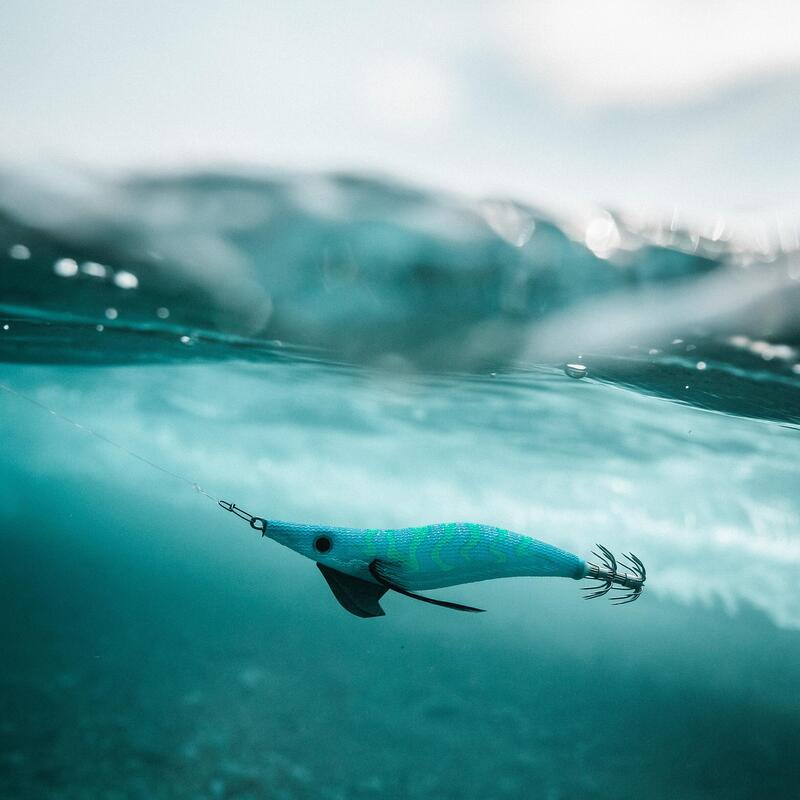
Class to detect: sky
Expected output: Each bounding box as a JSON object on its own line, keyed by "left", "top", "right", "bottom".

{"left": 2, "top": 0, "right": 800, "bottom": 218}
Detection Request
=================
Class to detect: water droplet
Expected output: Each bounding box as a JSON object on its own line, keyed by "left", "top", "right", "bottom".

{"left": 584, "top": 213, "right": 621, "bottom": 259}
{"left": 105, "top": 308, "right": 118, "bottom": 320}
{"left": 696, "top": 361, "right": 707, "bottom": 370}
{"left": 684, "top": 384, "right": 690, "bottom": 389}
{"left": 113, "top": 270, "right": 138, "bottom": 289}
{"left": 8, "top": 244, "right": 30, "bottom": 260}
{"left": 81, "top": 261, "right": 107, "bottom": 278}
{"left": 53, "top": 258, "right": 78, "bottom": 277}
{"left": 672, "top": 338, "right": 684, "bottom": 345}
{"left": 564, "top": 363, "right": 588, "bottom": 379}
{"left": 96, "top": 324, "right": 104, "bottom": 332}
{"left": 180, "top": 335, "right": 193, "bottom": 345}
{"left": 648, "top": 348, "right": 660, "bottom": 355}
{"left": 2, "top": 324, "right": 9, "bottom": 331}
{"left": 792, "top": 364, "right": 800, "bottom": 375}
{"left": 156, "top": 307, "right": 170, "bottom": 319}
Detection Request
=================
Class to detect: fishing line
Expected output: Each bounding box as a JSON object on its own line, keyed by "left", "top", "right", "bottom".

{"left": 0, "top": 379, "right": 220, "bottom": 505}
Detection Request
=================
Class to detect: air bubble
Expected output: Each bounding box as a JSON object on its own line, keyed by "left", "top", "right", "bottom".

{"left": 54, "top": 258, "right": 78, "bottom": 277}
{"left": 8, "top": 244, "right": 30, "bottom": 260}
{"left": 81, "top": 261, "right": 107, "bottom": 278}
{"left": 564, "top": 363, "right": 588, "bottom": 379}
{"left": 113, "top": 270, "right": 139, "bottom": 289}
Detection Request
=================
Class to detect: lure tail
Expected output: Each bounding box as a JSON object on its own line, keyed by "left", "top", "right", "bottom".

{"left": 582, "top": 544, "right": 646, "bottom": 604}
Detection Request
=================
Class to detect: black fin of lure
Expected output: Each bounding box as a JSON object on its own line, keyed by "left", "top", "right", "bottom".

{"left": 369, "top": 561, "right": 485, "bottom": 613}
{"left": 317, "top": 563, "right": 388, "bottom": 618}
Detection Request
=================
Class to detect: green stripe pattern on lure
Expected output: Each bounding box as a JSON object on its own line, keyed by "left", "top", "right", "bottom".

{"left": 219, "top": 501, "right": 646, "bottom": 618}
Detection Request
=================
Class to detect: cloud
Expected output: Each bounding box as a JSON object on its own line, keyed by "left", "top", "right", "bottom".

{"left": 496, "top": 0, "right": 800, "bottom": 107}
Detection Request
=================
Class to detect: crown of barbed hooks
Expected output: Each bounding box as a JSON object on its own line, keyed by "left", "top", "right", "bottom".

{"left": 583, "top": 544, "right": 646, "bottom": 604}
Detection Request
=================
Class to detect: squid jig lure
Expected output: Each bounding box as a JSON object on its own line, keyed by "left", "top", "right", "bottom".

{"left": 219, "top": 500, "right": 646, "bottom": 617}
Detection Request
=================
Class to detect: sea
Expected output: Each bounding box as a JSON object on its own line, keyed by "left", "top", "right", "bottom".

{"left": 1, "top": 170, "right": 798, "bottom": 799}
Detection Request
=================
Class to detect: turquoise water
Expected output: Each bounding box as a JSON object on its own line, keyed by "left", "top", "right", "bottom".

{"left": 1, "top": 172, "right": 799, "bottom": 798}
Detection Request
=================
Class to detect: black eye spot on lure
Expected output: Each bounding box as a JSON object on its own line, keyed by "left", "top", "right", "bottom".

{"left": 314, "top": 535, "right": 332, "bottom": 553}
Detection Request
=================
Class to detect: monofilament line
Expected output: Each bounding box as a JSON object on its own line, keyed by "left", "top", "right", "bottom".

{"left": 0, "top": 379, "right": 220, "bottom": 504}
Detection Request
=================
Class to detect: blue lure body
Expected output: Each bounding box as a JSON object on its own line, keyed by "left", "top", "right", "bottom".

{"left": 266, "top": 519, "right": 587, "bottom": 590}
